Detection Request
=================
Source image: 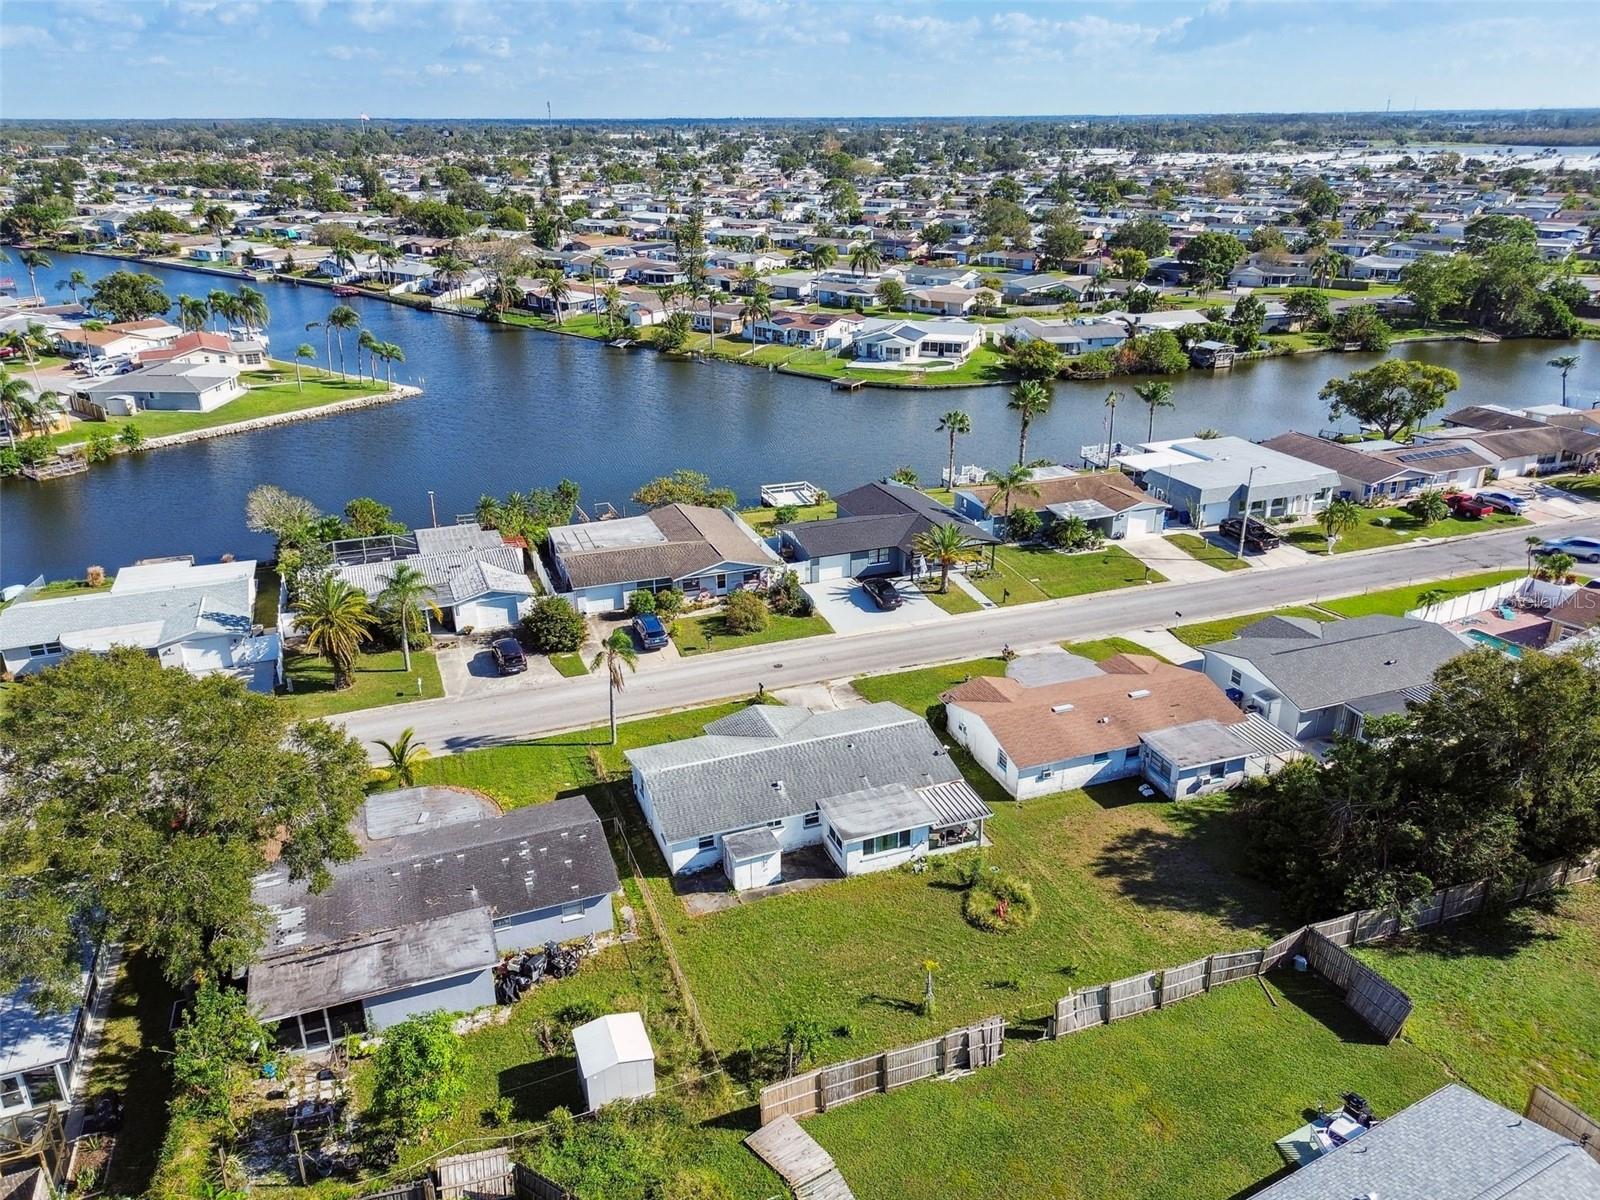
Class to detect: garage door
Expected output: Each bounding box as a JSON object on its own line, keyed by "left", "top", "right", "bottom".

{"left": 1125, "top": 509, "right": 1164, "bottom": 537}
{"left": 455, "top": 595, "right": 521, "bottom": 631}
{"left": 811, "top": 556, "right": 851, "bottom": 582}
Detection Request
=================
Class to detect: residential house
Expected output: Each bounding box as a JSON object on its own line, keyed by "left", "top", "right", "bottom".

{"left": 904, "top": 285, "right": 979, "bottom": 316}
{"left": 813, "top": 277, "right": 879, "bottom": 308}
{"left": 332, "top": 523, "right": 535, "bottom": 631}
{"left": 1348, "top": 254, "right": 1410, "bottom": 282}
{"left": 1004, "top": 316, "right": 1128, "bottom": 354}
{"left": 76, "top": 360, "right": 245, "bottom": 414}
{"left": 248, "top": 792, "right": 618, "bottom": 1048}
{"left": 1, "top": 958, "right": 104, "bottom": 1123}
{"left": 1260, "top": 430, "right": 1492, "bottom": 502}
{"left": 775, "top": 480, "right": 996, "bottom": 584}
{"left": 53, "top": 326, "right": 153, "bottom": 362}
{"left": 625, "top": 703, "right": 992, "bottom": 886}
{"left": 134, "top": 330, "right": 265, "bottom": 370}
{"left": 1001, "top": 273, "right": 1098, "bottom": 304}
{"left": 1410, "top": 423, "right": 1600, "bottom": 478}
{"left": 975, "top": 247, "right": 1039, "bottom": 271}
{"left": 1120, "top": 436, "right": 1339, "bottom": 529}
{"left": 852, "top": 318, "right": 985, "bottom": 364}
{"left": 691, "top": 303, "right": 745, "bottom": 335}
{"left": 1198, "top": 614, "right": 1467, "bottom": 741}
{"left": 0, "top": 558, "right": 282, "bottom": 692}
{"left": 546, "top": 503, "right": 781, "bottom": 614}
{"left": 1544, "top": 581, "right": 1600, "bottom": 646}
{"left": 1252, "top": 1084, "right": 1600, "bottom": 1200}
{"left": 943, "top": 652, "right": 1294, "bottom": 799}
{"left": 1228, "top": 257, "right": 1313, "bottom": 288}
{"left": 954, "top": 471, "right": 1168, "bottom": 539}
{"left": 746, "top": 310, "right": 862, "bottom": 350}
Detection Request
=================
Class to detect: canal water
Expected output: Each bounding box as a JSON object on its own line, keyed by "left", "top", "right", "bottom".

{"left": 3, "top": 250, "right": 1597, "bottom": 582}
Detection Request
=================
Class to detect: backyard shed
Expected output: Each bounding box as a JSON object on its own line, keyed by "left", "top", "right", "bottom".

{"left": 572, "top": 1012, "right": 655, "bottom": 1112}
{"left": 722, "top": 826, "right": 784, "bottom": 890}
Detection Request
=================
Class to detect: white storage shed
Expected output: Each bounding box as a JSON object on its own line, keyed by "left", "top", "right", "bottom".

{"left": 572, "top": 1012, "right": 656, "bottom": 1112}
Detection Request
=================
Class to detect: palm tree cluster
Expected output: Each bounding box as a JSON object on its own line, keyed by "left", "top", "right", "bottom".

{"left": 295, "top": 564, "right": 438, "bottom": 689}
{"left": 0, "top": 367, "right": 65, "bottom": 446}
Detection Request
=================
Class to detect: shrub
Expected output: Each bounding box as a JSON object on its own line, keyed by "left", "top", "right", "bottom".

{"left": 654, "top": 588, "right": 685, "bottom": 617}
{"left": 890, "top": 466, "right": 919, "bottom": 486}
{"left": 170, "top": 983, "right": 270, "bottom": 1119}
{"left": 85, "top": 565, "right": 106, "bottom": 587}
{"left": 117, "top": 423, "right": 146, "bottom": 450}
{"left": 84, "top": 431, "right": 116, "bottom": 463}
{"left": 370, "top": 1012, "right": 466, "bottom": 1140}
{"left": 627, "top": 588, "right": 657, "bottom": 616}
{"left": 1046, "top": 515, "right": 1103, "bottom": 552}
{"left": 722, "top": 589, "right": 770, "bottom": 633}
{"left": 962, "top": 872, "right": 1039, "bottom": 933}
{"left": 766, "top": 569, "right": 811, "bottom": 616}
{"left": 1005, "top": 506, "right": 1042, "bottom": 542}
{"left": 522, "top": 596, "right": 585, "bottom": 653}
{"left": 772, "top": 504, "right": 799, "bottom": 525}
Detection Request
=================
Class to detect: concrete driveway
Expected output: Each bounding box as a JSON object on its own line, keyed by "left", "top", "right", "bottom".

{"left": 1120, "top": 535, "right": 1226, "bottom": 584}
{"left": 1511, "top": 478, "right": 1600, "bottom": 523}
{"left": 441, "top": 637, "right": 560, "bottom": 697}
{"left": 802, "top": 575, "right": 951, "bottom": 635}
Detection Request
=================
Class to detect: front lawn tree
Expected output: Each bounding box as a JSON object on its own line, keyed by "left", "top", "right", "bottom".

{"left": 1320, "top": 497, "right": 1362, "bottom": 551}
{"left": 87, "top": 270, "right": 171, "bottom": 322}
{"left": 1407, "top": 488, "right": 1450, "bottom": 527}
{"left": 377, "top": 563, "right": 440, "bottom": 669}
{"left": 298, "top": 575, "right": 376, "bottom": 689}
{"left": 914, "top": 522, "right": 982, "bottom": 593}
{"left": 0, "top": 649, "right": 367, "bottom": 1003}
{"left": 1178, "top": 231, "right": 1245, "bottom": 294}
{"left": 592, "top": 628, "right": 639, "bottom": 745}
{"left": 1320, "top": 359, "right": 1460, "bottom": 440}
{"left": 522, "top": 595, "right": 586, "bottom": 653}
{"left": 936, "top": 409, "right": 971, "bottom": 491}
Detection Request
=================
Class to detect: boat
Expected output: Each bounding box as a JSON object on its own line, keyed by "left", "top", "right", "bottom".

{"left": 331, "top": 285, "right": 360, "bottom": 297}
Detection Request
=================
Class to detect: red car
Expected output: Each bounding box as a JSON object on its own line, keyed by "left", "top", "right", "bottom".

{"left": 1445, "top": 493, "right": 1495, "bottom": 519}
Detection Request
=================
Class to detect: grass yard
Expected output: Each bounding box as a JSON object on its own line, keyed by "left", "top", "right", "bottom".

{"left": 780, "top": 344, "right": 1015, "bottom": 388}
{"left": 1545, "top": 473, "right": 1600, "bottom": 502}
{"left": 48, "top": 372, "right": 390, "bottom": 450}
{"left": 1317, "top": 569, "right": 1528, "bottom": 618}
{"left": 738, "top": 499, "right": 838, "bottom": 534}
{"left": 15, "top": 576, "right": 114, "bottom": 600}
{"left": 1285, "top": 506, "right": 1530, "bottom": 554}
{"left": 1163, "top": 532, "right": 1251, "bottom": 572}
{"left": 1355, "top": 886, "right": 1600, "bottom": 1116}
{"left": 672, "top": 610, "right": 833, "bottom": 654}
{"left": 1170, "top": 606, "right": 1335, "bottom": 648}
{"left": 1063, "top": 636, "right": 1171, "bottom": 664}
{"left": 851, "top": 656, "right": 1008, "bottom": 715}
{"left": 281, "top": 648, "right": 444, "bottom": 718}
{"left": 549, "top": 652, "right": 589, "bottom": 677}
{"left": 808, "top": 971, "right": 1450, "bottom": 1200}
{"left": 971, "top": 544, "right": 1163, "bottom": 605}
{"left": 914, "top": 577, "right": 984, "bottom": 614}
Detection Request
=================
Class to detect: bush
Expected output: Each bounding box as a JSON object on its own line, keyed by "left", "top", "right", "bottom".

{"left": 654, "top": 588, "right": 685, "bottom": 617}
{"left": 766, "top": 570, "right": 811, "bottom": 616}
{"left": 1046, "top": 515, "right": 1103, "bottom": 552}
{"left": 522, "top": 596, "right": 586, "bottom": 653}
{"left": 370, "top": 1012, "right": 466, "bottom": 1140}
{"left": 84, "top": 431, "right": 116, "bottom": 463}
{"left": 1005, "top": 507, "right": 1042, "bottom": 542}
{"left": 627, "top": 588, "right": 657, "bottom": 616}
{"left": 117, "top": 423, "right": 146, "bottom": 450}
{"left": 721, "top": 589, "right": 770, "bottom": 634}
{"left": 772, "top": 504, "right": 799, "bottom": 525}
{"left": 171, "top": 983, "right": 270, "bottom": 1119}
{"left": 962, "top": 872, "right": 1039, "bottom": 933}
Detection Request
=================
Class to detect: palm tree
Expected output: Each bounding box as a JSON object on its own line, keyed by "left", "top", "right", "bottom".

{"left": 936, "top": 410, "right": 972, "bottom": 491}
{"left": 379, "top": 341, "right": 405, "bottom": 385}
{"left": 1320, "top": 497, "right": 1362, "bottom": 553}
{"left": 740, "top": 282, "right": 772, "bottom": 339}
{"left": 207, "top": 289, "right": 232, "bottom": 332}
{"left": 235, "top": 285, "right": 269, "bottom": 336}
{"left": 0, "top": 322, "right": 52, "bottom": 388}
{"left": 57, "top": 269, "right": 89, "bottom": 302}
{"left": 543, "top": 268, "right": 571, "bottom": 325}
{"left": 982, "top": 463, "right": 1041, "bottom": 563}
{"left": 374, "top": 244, "right": 401, "bottom": 286}
{"left": 18, "top": 249, "right": 50, "bottom": 299}
{"left": 913, "top": 522, "right": 982, "bottom": 594}
{"left": 1548, "top": 354, "right": 1580, "bottom": 407}
{"left": 1103, "top": 388, "right": 1123, "bottom": 459}
{"left": 297, "top": 575, "right": 375, "bottom": 690}
{"left": 357, "top": 329, "right": 379, "bottom": 381}
{"left": 603, "top": 285, "right": 626, "bottom": 340}
{"left": 327, "top": 305, "right": 360, "bottom": 378}
{"left": 1525, "top": 535, "right": 1545, "bottom": 574}
{"left": 809, "top": 243, "right": 838, "bottom": 272}
{"left": 591, "top": 628, "right": 639, "bottom": 745}
{"left": 849, "top": 241, "right": 883, "bottom": 277}
{"left": 176, "top": 294, "right": 210, "bottom": 332}
{"left": 1134, "top": 380, "right": 1175, "bottom": 442}
{"left": 1537, "top": 551, "right": 1577, "bottom": 584}
{"left": 1007, "top": 379, "right": 1051, "bottom": 464}
{"left": 330, "top": 244, "right": 357, "bottom": 281}
{"left": 432, "top": 252, "right": 470, "bottom": 298}
{"left": 377, "top": 563, "right": 440, "bottom": 673}
{"left": 293, "top": 343, "right": 316, "bottom": 390}
{"left": 306, "top": 319, "right": 331, "bottom": 377}
{"left": 375, "top": 727, "right": 430, "bottom": 787}
{"left": 0, "top": 370, "right": 63, "bottom": 444}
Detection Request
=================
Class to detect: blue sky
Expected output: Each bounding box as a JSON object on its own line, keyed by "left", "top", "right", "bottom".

{"left": 2, "top": 0, "right": 1598, "bottom": 121}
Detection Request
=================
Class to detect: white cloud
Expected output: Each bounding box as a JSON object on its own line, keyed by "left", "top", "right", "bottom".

{"left": 323, "top": 43, "right": 377, "bottom": 61}
{"left": 0, "top": 23, "right": 51, "bottom": 49}
{"left": 347, "top": 1, "right": 398, "bottom": 32}
{"left": 450, "top": 33, "right": 511, "bottom": 59}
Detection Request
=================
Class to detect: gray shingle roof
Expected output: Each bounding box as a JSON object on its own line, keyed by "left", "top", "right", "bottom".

{"left": 0, "top": 575, "right": 253, "bottom": 650}
{"left": 334, "top": 545, "right": 532, "bottom": 607}
{"left": 1253, "top": 1084, "right": 1600, "bottom": 1200}
{"left": 625, "top": 703, "right": 963, "bottom": 842}
{"left": 780, "top": 481, "right": 996, "bottom": 558}
{"left": 1203, "top": 615, "right": 1467, "bottom": 711}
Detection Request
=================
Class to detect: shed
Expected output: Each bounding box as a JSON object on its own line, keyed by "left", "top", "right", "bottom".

{"left": 572, "top": 1012, "right": 655, "bottom": 1112}
{"left": 722, "top": 826, "right": 783, "bottom": 891}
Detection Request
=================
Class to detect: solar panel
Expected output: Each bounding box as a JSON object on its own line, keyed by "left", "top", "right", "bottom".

{"left": 1394, "top": 448, "right": 1458, "bottom": 463}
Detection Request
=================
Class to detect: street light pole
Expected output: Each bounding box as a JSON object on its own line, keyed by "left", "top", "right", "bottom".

{"left": 1236, "top": 464, "right": 1264, "bottom": 561}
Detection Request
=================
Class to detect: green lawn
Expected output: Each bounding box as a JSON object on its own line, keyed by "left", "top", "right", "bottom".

{"left": 1163, "top": 532, "right": 1251, "bottom": 572}
{"left": 549, "top": 652, "right": 589, "bottom": 677}
{"left": 776, "top": 343, "right": 1015, "bottom": 388}
{"left": 970, "top": 544, "right": 1163, "bottom": 605}
{"left": 15, "top": 576, "right": 114, "bottom": 601}
{"left": 913, "top": 576, "right": 984, "bottom": 614}
{"left": 1546, "top": 473, "right": 1600, "bottom": 502}
{"left": 672, "top": 611, "right": 832, "bottom": 655}
{"left": 1318, "top": 569, "right": 1528, "bottom": 618}
{"left": 1285, "top": 506, "right": 1530, "bottom": 554}
{"left": 738, "top": 499, "right": 838, "bottom": 534}
{"left": 852, "top": 656, "right": 1009, "bottom": 716}
{"left": 252, "top": 566, "right": 281, "bottom": 628}
{"left": 1356, "top": 886, "right": 1600, "bottom": 1116}
{"left": 1170, "top": 606, "right": 1336, "bottom": 648}
{"left": 808, "top": 972, "right": 1450, "bottom": 1200}
{"left": 281, "top": 648, "right": 444, "bottom": 718}
{"left": 1063, "top": 636, "right": 1171, "bottom": 664}
{"left": 50, "top": 372, "right": 390, "bottom": 449}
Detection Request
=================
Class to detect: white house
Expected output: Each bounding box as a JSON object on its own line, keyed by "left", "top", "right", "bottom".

{"left": 1004, "top": 317, "right": 1128, "bottom": 354}
{"left": 625, "top": 704, "right": 992, "bottom": 886}
{"left": 1119, "top": 436, "right": 1339, "bottom": 530}
{"left": 332, "top": 523, "right": 535, "bottom": 632}
{"left": 0, "top": 559, "right": 282, "bottom": 691}
{"left": 852, "top": 318, "right": 985, "bottom": 364}
{"left": 746, "top": 310, "right": 862, "bottom": 350}
{"left": 78, "top": 360, "right": 245, "bottom": 414}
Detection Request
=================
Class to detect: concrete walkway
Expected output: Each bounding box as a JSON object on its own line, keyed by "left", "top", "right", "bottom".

{"left": 1118, "top": 626, "right": 1205, "bottom": 668}
{"left": 948, "top": 569, "right": 997, "bottom": 608}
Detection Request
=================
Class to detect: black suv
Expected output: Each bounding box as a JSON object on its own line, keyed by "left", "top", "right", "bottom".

{"left": 1218, "top": 516, "right": 1283, "bottom": 552}
{"left": 491, "top": 637, "right": 527, "bottom": 675}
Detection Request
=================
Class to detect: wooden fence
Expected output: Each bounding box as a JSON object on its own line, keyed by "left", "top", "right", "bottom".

{"left": 758, "top": 1017, "right": 1005, "bottom": 1126}
{"left": 1525, "top": 1086, "right": 1600, "bottom": 1163}
{"left": 1300, "top": 930, "right": 1412, "bottom": 1042}
{"left": 355, "top": 1156, "right": 573, "bottom": 1200}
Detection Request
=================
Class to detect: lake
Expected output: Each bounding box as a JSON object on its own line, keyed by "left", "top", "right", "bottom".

{"left": 3, "top": 250, "right": 1596, "bottom": 582}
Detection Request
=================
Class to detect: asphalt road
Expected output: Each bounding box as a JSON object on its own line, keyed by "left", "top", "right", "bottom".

{"left": 337, "top": 518, "right": 1598, "bottom": 758}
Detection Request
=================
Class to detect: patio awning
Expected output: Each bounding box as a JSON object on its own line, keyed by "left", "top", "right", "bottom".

{"left": 1045, "top": 499, "right": 1118, "bottom": 522}
{"left": 818, "top": 784, "right": 940, "bottom": 841}
{"left": 917, "top": 780, "right": 993, "bottom": 828}
{"left": 1232, "top": 714, "right": 1304, "bottom": 758}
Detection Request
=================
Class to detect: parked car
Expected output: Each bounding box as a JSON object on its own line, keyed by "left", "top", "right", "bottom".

{"left": 1217, "top": 515, "right": 1283, "bottom": 551}
{"left": 631, "top": 613, "right": 670, "bottom": 649}
{"left": 859, "top": 576, "right": 904, "bottom": 610}
{"left": 1534, "top": 536, "right": 1600, "bottom": 563}
{"left": 1445, "top": 493, "right": 1495, "bottom": 519}
{"left": 1473, "top": 489, "right": 1528, "bottom": 515}
{"left": 491, "top": 637, "right": 527, "bottom": 675}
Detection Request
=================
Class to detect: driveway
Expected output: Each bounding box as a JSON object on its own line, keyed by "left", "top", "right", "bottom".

{"left": 1511, "top": 478, "right": 1600, "bottom": 523}
{"left": 802, "top": 575, "right": 950, "bottom": 635}
{"left": 1120, "top": 535, "right": 1226, "bottom": 584}
{"left": 441, "top": 638, "right": 560, "bottom": 697}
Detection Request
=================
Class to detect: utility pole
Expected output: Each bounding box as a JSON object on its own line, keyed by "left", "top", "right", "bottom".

{"left": 1236, "top": 465, "right": 1264, "bottom": 561}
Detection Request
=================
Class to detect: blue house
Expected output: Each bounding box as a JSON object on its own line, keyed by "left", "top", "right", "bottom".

{"left": 247, "top": 790, "right": 619, "bottom": 1050}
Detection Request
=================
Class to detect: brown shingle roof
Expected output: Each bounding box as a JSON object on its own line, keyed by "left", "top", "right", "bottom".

{"left": 556, "top": 504, "right": 773, "bottom": 590}
{"left": 961, "top": 473, "right": 1161, "bottom": 514}
{"left": 942, "top": 656, "right": 1245, "bottom": 768}
{"left": 1548, "top": 582, "right": 1600, "bottom": 632}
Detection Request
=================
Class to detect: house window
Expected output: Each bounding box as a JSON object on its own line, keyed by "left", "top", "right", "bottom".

{"left": 27, "top": 642, "right": 63, "bottom": 658}
{"left": 1229, "top": 669, "right": 1242, "bottom": 687}
{"left": 561, "top": 900, "right": 584, "bottom": 922}
{"left": 1093, "top": 752, "right": 1111, "bottom": 764}
{"left": 827, "top": 827, "right": 843, "bottom": 852}
{"left": 21, "top": 1069, "right": 60, "bottom": 1107}
{"left": 1037, "top": 768, "right": 1054, "bottom": 781}
{"left": 996, "top": 748, "right": 1009, "bottom": 771}
{"left": 803, "top": 812, "right": 820, "bottom": 828}
{"left": 0, "top": 1075, "right": 25, "bottom": 1111}
{"left": 766, "top": 818, "right": 783, "bottom": 828}
{"left": 862, "top": 548, "right": 891, "bottom": 565}
{"left": 715, "top": 573, "right": 728, "bottom": 590}
{"left": 697, "top": 835, "right": 715, "bottom": 851}
{"left": 865, "top": 830, "right": 912, "bottom": 857}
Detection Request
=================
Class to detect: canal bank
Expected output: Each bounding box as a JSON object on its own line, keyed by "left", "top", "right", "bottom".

{"left": 4, "top": 250, "right": 1597, "bottom": 584}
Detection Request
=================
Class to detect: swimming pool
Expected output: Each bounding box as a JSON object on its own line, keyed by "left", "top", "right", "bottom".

{"left": 1465, "top": 629, "right": 1525, "bottom": 658}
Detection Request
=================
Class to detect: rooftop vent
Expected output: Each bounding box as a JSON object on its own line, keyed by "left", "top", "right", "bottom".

{"left": 1098, "top": 716, "right": 1111, "bottom": 724}
{"left": 1128, "top": 689, "right": 1151, "bottom": 699}
{"left": 1383, "top": 658, "right": 1397, "bottom": 666}
{"left": 1051, "top": 703, "right": 1075, "bottom": 714}
{"left": 416, "top": 811, "right": 431, "bottom": 824}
